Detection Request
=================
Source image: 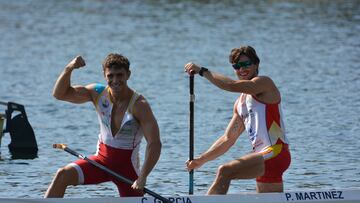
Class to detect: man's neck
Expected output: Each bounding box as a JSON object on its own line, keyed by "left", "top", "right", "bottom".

{"left": 109, "top": 86, "right": 132, "bottom": 104}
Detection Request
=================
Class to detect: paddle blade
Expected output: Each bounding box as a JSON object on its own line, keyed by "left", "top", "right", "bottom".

{"left": 53, "top": 143, "right": 67, "bottom": 149}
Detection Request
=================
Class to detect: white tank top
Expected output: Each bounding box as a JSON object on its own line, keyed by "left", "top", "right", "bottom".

{"left": 94, "top": 85, "right": 143, "bottom": 150}
{"left": 236, "top": 93, "right": 289, "bottom": 152}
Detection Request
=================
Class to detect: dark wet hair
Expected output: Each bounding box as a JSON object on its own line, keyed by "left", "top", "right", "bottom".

{"left": 229, "top": 45, "right": 260, "bottom": 65}
{"left": 102, "top": 53, "right": 130, "bottom": 71}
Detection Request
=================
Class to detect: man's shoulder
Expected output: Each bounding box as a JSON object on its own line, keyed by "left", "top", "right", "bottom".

{"left": 253, "top": 75, "right": 273, "bottom": 82}
{"left": 132, "top": 94, "right": 154, "bottom": 116}
{"left": 85, "top": 83, "right": 106, "bottom": 103}
{"left": 252, "top": 75, "right": 277, "bottom": 88}
{"left": 93, "top": 83, "right": 106, "bottom": 94}
{"left": 253, "top": 76, "right": 280, "bottom": 102}
{"left": 133, "top": 94, "right": 148, "bottom": 108}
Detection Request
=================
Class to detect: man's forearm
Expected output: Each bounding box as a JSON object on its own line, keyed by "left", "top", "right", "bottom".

{"left": 199, "top": 135, "right": 235, "bottom": 163}
{"left": 140, "top": 141, "right": 162, "bottom": 179}
{"left": 203, "top": 71, "right": 236, "bottom": 92}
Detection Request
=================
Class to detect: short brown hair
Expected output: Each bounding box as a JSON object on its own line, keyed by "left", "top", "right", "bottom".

{"left": 229, "top": 45, "right": 260, "bottom": 65}
{"left": 102, "top": 53, "right": 130, "bottom": 71}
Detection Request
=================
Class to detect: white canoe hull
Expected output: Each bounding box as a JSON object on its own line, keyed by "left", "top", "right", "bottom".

{"left": 1, "top": 189, "right": 359, "bottom": 203}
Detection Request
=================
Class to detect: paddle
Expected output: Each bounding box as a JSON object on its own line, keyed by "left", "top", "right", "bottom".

{"left": 189, "top": 74, "right": 194, "bottom": 195}
{"left": 53, "top": 144, "right": 171, "bottom": 203}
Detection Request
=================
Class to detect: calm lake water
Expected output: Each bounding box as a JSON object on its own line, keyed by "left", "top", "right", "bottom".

{"left": 0, "top": 0, "right": 359, "bottom": 198}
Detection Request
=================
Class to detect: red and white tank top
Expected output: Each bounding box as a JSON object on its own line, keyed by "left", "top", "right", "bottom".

{"left": 236, "top": 93, "right": 289, "bottom": 153}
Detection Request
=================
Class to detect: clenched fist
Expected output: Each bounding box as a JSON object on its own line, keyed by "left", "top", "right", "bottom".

{"left": 66, "top": 56, "right": 86, "bottom": 70}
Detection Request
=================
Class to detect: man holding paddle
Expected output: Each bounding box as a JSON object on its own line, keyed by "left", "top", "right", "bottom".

{"left": 45, "top": 53, "right": 162, "bottom": 197}
{"left": 184, "top": 45, "right": 291, "bottom": 194}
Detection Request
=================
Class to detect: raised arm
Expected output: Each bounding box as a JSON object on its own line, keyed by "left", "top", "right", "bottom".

{"left": 184, "top": 62, "right": 273, "bottom": 96}
{"left": 186, "top": 101, "right": 245, "bottom": 171}
{"left": 131, "top": 96, "right": 162, "bottom": 190}
{"left": 53, "top": 56, "right": 94, "bottom": 104}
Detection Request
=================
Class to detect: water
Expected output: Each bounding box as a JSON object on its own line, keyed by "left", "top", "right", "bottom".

{"left": 0, "top": 0, "right": 360, "bottom": 198}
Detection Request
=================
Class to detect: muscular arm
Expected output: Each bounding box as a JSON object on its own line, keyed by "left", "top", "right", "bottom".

{"left": 203, "top": 71, "right": 267, "bottom": 95}
{"left": 186, "top": 101, "right": 245, "bottom": 171}
{"left": 184, "top": 62, "right": 273, "bottom": 95}
{"left": 53, "top": 56, "right": 94, "bottom": 104}
{"left": 198, "top": 112, "right": 244, "bottom": 163}
{"left": 132, "top": 97, "right": 161, "bottom": 189}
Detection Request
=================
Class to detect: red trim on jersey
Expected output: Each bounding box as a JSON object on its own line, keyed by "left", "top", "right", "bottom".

{"left": 256, "top": 143, "right": 291, "bottom": 183}
{"left": 265, "top": 103, "right": 281, "bottom": 131}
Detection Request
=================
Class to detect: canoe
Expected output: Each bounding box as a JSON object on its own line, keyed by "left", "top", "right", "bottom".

{"left": 1, "top": 189, "right": 360, "bottom": 203}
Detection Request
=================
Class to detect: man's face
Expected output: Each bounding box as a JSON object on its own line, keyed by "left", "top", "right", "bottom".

{"left": 104, "top": 67, "right": 130, "bottom": 92}
{"left": 232, "top": 55, "right": 258, "bottom": 80}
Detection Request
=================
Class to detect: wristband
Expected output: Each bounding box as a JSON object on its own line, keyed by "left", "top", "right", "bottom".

{"left": 199, "top": 67, "right": 209, "bottom": 77}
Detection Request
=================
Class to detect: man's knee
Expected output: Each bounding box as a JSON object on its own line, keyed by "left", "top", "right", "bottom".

{"left": 217, "top": 164, "right": 233, "bottom": 179}
{"left": 54, "top": 167, "right": 78, "bottom": 186}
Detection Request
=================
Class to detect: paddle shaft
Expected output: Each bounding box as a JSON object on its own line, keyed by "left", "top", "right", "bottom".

{"left": 60, "top": 146, "right": 171, "bottom": 203}
{"left": 189, "top": 75, "right": 194, "bottom": 194}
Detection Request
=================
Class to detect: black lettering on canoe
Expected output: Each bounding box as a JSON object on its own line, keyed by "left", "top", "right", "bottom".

{"left": 309, "top": 192, "right": 317, "bottom": 200}
{"left": 324, "top": 191, "right": 332, "bottom": 199}
{"left": 285, "top": 193, "right": 292, "bottom": 201}
{"left": 295, "top": 192, "right": 304, "bottom": 200}
{"left": 317, "top": 192, "right": 324, "bottom": 199}
{"left": 338, "top": 191, "right": 344, "bottom": 199}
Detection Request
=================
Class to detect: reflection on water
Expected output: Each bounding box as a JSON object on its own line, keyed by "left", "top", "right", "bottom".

{"left": 0, "top": 0, "right": 359, "bottom": 198}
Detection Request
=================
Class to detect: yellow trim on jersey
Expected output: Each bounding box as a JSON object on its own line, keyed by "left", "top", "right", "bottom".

{"left": 260, "top": 143, "right": 283, "bottom": 160}
{"left": 128, "top": 92, "right": 140, "bottom": 114}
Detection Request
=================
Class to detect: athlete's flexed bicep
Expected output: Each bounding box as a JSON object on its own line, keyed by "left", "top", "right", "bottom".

{"left": 61, "top": 84, "right": 97, "bottom": 104}
{"left": 53, "top": 56, "right": 96, "bottom": 104}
